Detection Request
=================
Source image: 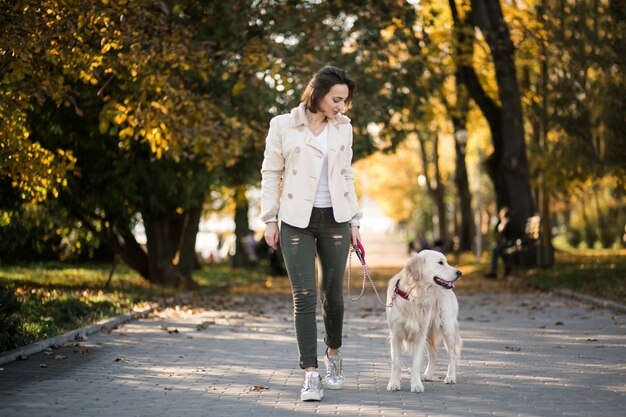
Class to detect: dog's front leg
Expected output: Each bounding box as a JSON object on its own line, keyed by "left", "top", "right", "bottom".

{"left": 410, "top": 335, "right": 427, "bottom": 393}
{"left": 422, "top": 325, "right": 440, "bottom": 381}
{"left": 386, "top": 332, "right": 402, "bottom": 391}
{"left": 443, "top": 324, "right": 461, "bottom": 384}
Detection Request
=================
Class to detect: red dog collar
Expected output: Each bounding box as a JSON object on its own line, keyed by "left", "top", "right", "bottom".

{"left": 394, "top": 280, "right": 410, "bottom": 301}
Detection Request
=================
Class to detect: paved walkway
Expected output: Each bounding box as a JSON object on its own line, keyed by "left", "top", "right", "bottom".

{"left": 353, "top": 231, "right": 412, "bottom": 267}
{"left": 1, "top": 288, "right": 625, "bottom": 416}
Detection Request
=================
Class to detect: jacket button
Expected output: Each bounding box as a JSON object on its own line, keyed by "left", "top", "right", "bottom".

{"left": 288, "top": 193, "right": 293, "bottom": 199}
{"left": 344, "top": 192, "right": 349, "bottom": 197}
{"left": 295, "top": 147, "right": 301, "bottom": 153}
{"left": 341, "top": 145, "right": 345, "bottom": 151}
{"left": 340, "top": 169, "right": 346, "bottom": 175}
{"left": 292, "top": 169, "right": 297, "bottom": 175}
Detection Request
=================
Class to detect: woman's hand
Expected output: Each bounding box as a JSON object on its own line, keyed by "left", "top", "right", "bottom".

{"left": 351, "top": 225, "right": 361, "bottom": 246}
{"left": 264, "top": 222, "right": 280, "bottom": 250}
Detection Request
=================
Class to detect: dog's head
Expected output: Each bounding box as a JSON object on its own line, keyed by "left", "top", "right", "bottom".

{"left": 406, "top": 249, "right": 462, "bottom": 290}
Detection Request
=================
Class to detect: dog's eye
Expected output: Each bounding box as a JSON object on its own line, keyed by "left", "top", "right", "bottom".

{"left": 438, "top": 261, "right": 443, "bottom": 265}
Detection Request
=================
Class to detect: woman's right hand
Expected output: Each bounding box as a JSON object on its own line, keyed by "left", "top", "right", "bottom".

{"left": 264, "top": 222, "right": 279, "bottom": 250}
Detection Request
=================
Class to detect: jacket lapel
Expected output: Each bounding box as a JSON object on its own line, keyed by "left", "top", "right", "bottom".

{"left": 305, "top": 131, "right": 324, "bottom": 154}
{"left": 291, "top": 103, "right": 323, "bottom": 154}
{"left": 328, "top": 113, "right": 351, "bottom": 174}
{"left": 327, "top": 123, "right": 343, "bottom": 173}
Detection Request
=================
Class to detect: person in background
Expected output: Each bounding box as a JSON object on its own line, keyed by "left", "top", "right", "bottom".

{"left": 260, "top": 66, "right": 362, "bottom": 402}
{"left": 486, "top": 206, "right": 520, "bottom": 279}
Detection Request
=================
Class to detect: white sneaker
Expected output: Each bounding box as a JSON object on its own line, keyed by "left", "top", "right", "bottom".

{"left": 301, "top": 371, "right": 323, "bottom": 401}
{"left": 324, "top": 352, "right": 344, "bottom": 389}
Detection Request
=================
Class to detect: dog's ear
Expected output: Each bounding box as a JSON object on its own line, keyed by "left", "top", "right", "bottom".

{"left": 405, "top": 253, "right": 424, "bottom": 280}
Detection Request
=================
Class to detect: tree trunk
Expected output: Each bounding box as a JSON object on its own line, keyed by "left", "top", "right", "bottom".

{"left": 176, "top": 205, "right": 202, "bottom": 287}
{"left": 448, "top": 0, "right": 506, "bottom": 208}
{"left": 433, "top": 133, "right": 448, "bottom": 243}
{"left": 142, "top": 207, "right": 201, "bottom": 287}
{"left": 593, "top": 186, "right": 611, "bottom": 248}
{"left": 453, "top": 125, "right": 474, "bottom": 252}
{"left": 112, "top": 228, "right": 150, "bottom": 279}
{"left": 536, "top": 7, "right": 554, "bottom": 267}
{"left": 447, "top": 3, "right": 475, "bottom": 252}
{"left": 417, "top": 129, "right": 448, "bottom": 245}
{"left": 471, "top": 0, "right": 536, "bottom": 221}
{"left": 460, "top": 65, "right": 507, "bottom": 208}
{"left": 144, "top": 215, "right": 183, "bottom": 286}
{"left": 580, "top": 199, "right": 596, "bottom": 248}
{"left": 433, "top": 186, "right": 447, "bottom": 244}
{"left": 67, "top": 200, "right": 152, "bottom": 279}
{"left": 231, "top": 186, "right": 254, "bottom": 268}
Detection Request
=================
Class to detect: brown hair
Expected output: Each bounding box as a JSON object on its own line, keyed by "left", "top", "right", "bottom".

{"left": 300, "top": 66, "right": 356, "bottom": 113}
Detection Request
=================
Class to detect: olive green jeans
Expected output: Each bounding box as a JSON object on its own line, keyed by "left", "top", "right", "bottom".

{"left": 280, "top": 207, "right": 351, "bottom": 369}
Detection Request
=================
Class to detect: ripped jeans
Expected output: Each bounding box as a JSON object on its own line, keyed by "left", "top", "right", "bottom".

{"left": 280, "top": 208, "right": 351, "bottom": 369}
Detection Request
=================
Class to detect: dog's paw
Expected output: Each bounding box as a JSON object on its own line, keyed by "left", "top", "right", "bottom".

{"left": 422, "top": 372, "right": 435, "bottom": 381}
{"left": 443, "top": 375, "right": 456, "bottom": 384}
{"left": 386, "top": 380, "right": 401, "bottom": 392}
{"left": 410, "top": 381, "right": 425, "bottom": 393}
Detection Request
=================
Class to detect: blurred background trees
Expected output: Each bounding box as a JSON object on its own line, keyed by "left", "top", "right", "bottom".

{"left": 1, "top": 0, "right": 624, "bottom": 286}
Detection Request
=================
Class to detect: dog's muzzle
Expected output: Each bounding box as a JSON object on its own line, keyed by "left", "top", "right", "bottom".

{"left": 433, "top": 270, "right": 462, "bottom": 289}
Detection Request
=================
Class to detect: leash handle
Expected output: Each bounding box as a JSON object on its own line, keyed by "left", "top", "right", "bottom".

{"left": 353, "top": 240, "right": 366, "bottom": 265}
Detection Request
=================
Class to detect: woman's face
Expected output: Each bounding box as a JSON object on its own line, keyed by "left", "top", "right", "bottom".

{"left": 318, "top": 83, "right": 350, "bottom": 118}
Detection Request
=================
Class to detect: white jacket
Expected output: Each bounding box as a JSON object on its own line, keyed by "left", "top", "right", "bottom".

{"left": 260, "top": 103, "right": 362, "bottom": 228}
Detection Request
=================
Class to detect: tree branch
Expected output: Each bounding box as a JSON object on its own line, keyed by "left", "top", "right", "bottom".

{"left": 449, "top": 0, "right": 501, "bottom": 131}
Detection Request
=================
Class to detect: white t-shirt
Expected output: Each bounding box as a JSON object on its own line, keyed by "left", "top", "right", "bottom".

{"left": 312, "top": 124, "right": 332, "bottom": 208}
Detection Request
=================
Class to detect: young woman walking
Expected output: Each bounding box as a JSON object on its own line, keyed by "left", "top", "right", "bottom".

{"left": 260, "top": 66, "right": 362, "bottom": 401}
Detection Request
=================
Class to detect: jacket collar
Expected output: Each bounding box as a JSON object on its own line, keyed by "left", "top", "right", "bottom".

{"left": 290, "top": 103, "right": 350, "bottom": 128}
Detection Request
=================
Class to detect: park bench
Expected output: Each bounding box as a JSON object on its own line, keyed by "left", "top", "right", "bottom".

{"left": 504, "top": 215, "right": 542, "bottom": 268}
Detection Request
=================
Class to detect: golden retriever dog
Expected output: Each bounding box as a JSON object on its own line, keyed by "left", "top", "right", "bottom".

{"left": 386, "top": 249, "right": 462, "bottom": 393}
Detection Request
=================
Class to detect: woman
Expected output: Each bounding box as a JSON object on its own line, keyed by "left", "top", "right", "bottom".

{"left": 260, "top": 66, "right": 362, "bottom": 401}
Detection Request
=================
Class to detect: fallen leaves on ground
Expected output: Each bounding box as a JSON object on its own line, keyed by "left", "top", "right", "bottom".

{"left": 248, "top": 385, "right": 270, "bottom": 392}
{"left": 159, "top": 326, "right": 179, "bottom": 334}
{"left": 195, "top": 320, "right": 215, "bottom": 331}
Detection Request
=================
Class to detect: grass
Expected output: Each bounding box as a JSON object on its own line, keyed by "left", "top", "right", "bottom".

{"left": 1, "top": 248, "right": 624, "bottom": 353}
{"left": 523, "top": 249, "right": 626, "bottom": 304}
{"left": 0, "top": 261, "right": 286, "bottom": 352}
{"left": 0, "top": 262, "right": 155, "bottom": 352}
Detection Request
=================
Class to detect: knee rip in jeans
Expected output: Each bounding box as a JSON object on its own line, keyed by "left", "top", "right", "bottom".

{"left": 293, "top": 289, "right": 316, "bottom": 312}
{"left": 294, "top": 287, "right": 310, "bottom": 296}
{"left": 322, "top": 295, "right": 342, "bottom": 310}
{"left": 331, "top": 234, "right": 344, "bottom": 246}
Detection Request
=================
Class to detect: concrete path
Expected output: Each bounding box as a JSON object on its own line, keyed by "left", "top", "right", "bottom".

{"left": 1, "top": 289, "right": 625, "bottom": 417}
